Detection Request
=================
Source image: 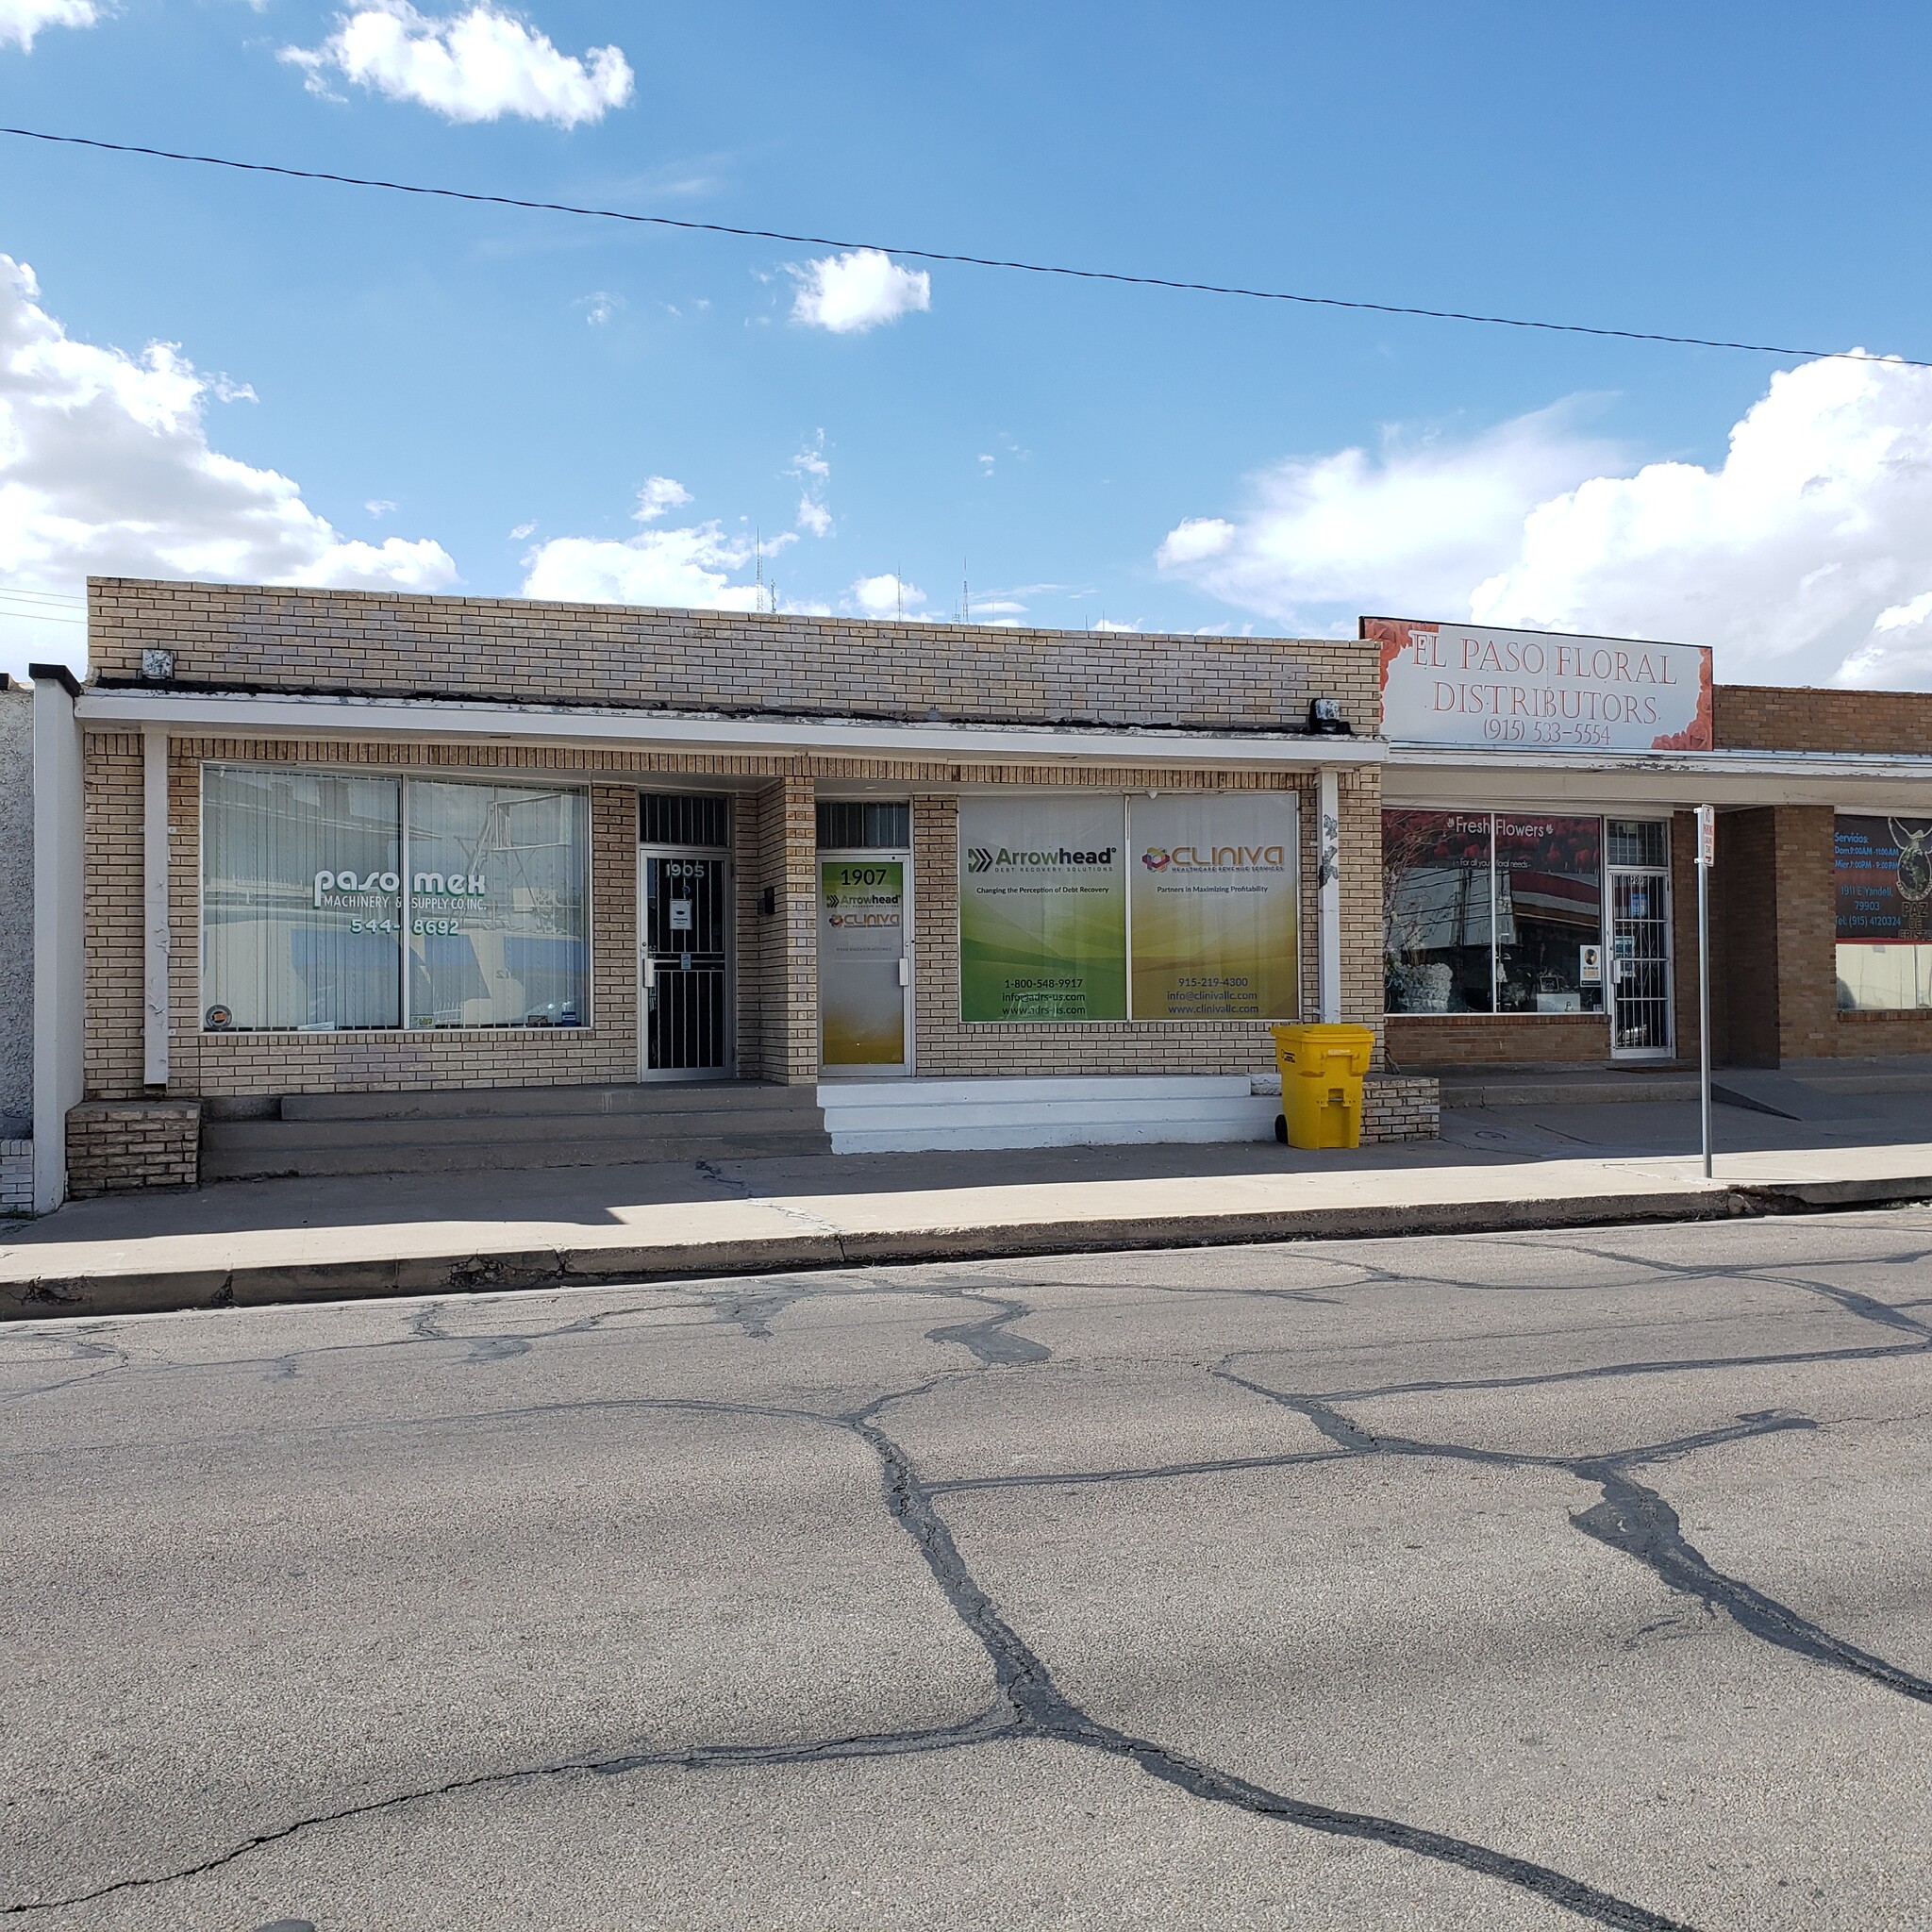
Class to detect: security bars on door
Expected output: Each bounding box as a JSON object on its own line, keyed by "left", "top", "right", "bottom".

{"left": 640, "top": 793, "right": 732, "bottom": 1075}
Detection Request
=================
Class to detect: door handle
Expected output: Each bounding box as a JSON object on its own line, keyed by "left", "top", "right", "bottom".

{"left": 641, "top": 956, "right": 657, "bottom": 991}
{"left": 897, "top": 956, "right": 911, "bottom": 988}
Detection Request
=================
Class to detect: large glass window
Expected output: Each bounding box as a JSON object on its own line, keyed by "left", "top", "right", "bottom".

{"left": 1836, "top": 813, "right": 1932, "bottom": 1011}
{"left": 1495, "top": 815, "right": 1604, "bottom": 1013}
{"left": 1383, "top": 811, "right": 1494, "bottom": 1013}
{"left": 1385, "top": 809, "right": 1607, "bottom": 1016}
{"left": 408, "top": 781, "right": 589, "bottom": 1028}
{"left": 203, "top": 768, "right": 403, "bottom": 1031}
{"left": 202, "top": 767, "right": 589, "bottom": 1032}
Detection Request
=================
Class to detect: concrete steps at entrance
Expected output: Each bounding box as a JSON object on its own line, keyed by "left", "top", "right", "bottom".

{"left": 818, "top": 1075, "right": 1277, "bottom": 1154}
{"left": 202, "top": 1082, "right": 830, "bottom": 1180}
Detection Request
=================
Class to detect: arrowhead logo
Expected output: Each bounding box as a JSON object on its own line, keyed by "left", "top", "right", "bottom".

{"left": 967, "top": 847, "right": 993, "bottom": 874}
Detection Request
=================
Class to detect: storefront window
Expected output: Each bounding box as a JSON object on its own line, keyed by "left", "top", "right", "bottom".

{"left": 202, "top": 768, "right": 403, "bottom": 1031}
{"left": 1383, "top": 811, "right": 1494, "bottom": 1013}
{"left": 1835, "top": 814, "right": 1932, "bottom": 1011}
{"left": 202, "top": 767, "right": 589, "bottom": 1032}
{"left": 1495, "top": 815, "right": 1604, "bottom": 1013}
{"left": 407, "top": 781, "right": 588, "bottom": 1028}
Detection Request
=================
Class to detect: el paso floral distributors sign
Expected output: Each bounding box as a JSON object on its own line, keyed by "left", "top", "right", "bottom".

{"left": 1366, "top": 618, "right": 1712, "bottom": 752}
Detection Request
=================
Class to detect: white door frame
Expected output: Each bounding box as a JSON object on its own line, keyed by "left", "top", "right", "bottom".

{"left": 816, "top": 845, "right": 913, "bottom": 1077}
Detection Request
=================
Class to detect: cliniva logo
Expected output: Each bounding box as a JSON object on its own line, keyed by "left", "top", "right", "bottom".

{"left": 967, "top": 847, "right": 993, "bottom": 874}
{"left": 1141, "top": 843, "right": 1288, "bottom": 871}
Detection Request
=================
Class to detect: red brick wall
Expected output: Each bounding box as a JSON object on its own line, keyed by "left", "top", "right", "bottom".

{"left": 1715, "top": 685, "right": 1932, "bottom": 754}
{"left": 1774, "top": 806, "right": 1840, "bottom": 1060}
{"left": 1712, "top": 808, "right": 1778, "bottom": 1065}
{"left": 1385, "top": 1013, "right": 1607, "bottom": 1068}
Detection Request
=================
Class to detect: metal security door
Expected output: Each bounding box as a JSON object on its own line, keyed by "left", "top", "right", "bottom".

{"left": 641, "top": 852, "right": 733, "bottom": 1078}
{"left": 1609, "top": 869, "right": 1673, "bottom": 1058}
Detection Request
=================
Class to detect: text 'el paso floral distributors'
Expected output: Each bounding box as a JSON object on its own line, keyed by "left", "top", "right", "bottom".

{"left": 1365, "top": 618, "right": 1712, "bottom": 752}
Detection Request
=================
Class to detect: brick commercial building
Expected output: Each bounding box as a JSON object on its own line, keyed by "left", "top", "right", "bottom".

{"left": 28, "top": 578, "right": 1391, "bottom": 1205}
{"left": 1373, "top": 617, "right": 1932, "bottom": 1075}
{"left": 28, "top": 589, "right": 1932, "bottom": 1205}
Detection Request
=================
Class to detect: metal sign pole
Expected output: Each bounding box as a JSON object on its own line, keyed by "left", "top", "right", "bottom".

{"left": 1695, "top": 805, "right": 1714, "bottom": 1180}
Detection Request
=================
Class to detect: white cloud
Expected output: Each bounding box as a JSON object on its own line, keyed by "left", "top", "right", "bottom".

{"left": 508, "top": 520, "right": 537, "bottom": 540}
{"left": 1091, "top": 617, "right": 1139, "bottom": 633}
{"left": 576, "top": 291, "right": 623, "bottom": 326}
{"left": 0, "top": 253, "right": 456, "bottom": 671}
{"left": 521, "top": 481, "right": 787, "bottom": 610}
{"left": 795, "top": 495, "right": 832, "bottom": 538}
{"left": 850, "top": 573, "right": 923, "bottom": 618}
{"left": 1161, "top": 355, "right": 1932, "bottom": 688}
{"left": 282, "top": 2, "right": 633, "bottom": 126}
{"left": 0, "top": 0, "right": 98, "bottom": 51}
{"left": 1471, "top": 356, "right": 1932, "bottom": 688}
{"left": 790, "top": 249, "right": 930, "bottom": 335}
{"left": 1158, "top": 403, "right": 1619, "bottom": 633}
{"left": 633, "top": 475, "right": 692, "bottom": 523}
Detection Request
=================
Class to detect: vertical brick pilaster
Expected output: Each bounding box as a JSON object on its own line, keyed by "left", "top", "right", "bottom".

{"left": 1774, "top": 805, "right": 1839, "bottom": 1062}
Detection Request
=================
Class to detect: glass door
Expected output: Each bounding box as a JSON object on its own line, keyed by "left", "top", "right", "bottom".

{"left": 817, "top": 852, "right": 910, "bottom": 1074}
{"left": 640, "top": 850, "right": 733, "bottom": 1078}
{"left": 1607, "top": 820, "right": 1672, "bottom": 1059}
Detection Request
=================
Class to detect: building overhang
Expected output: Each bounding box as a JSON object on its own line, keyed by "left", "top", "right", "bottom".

{"left": 74, "top": 687, "right": 1389, "bottom": 772}
{"left": 1385, "top": 743, "right": 1932, "bottom": 811}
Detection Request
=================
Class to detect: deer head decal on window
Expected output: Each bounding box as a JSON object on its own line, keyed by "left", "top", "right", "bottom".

{"left": 1888, "top": 819, "right": 1932, "bottom": 903}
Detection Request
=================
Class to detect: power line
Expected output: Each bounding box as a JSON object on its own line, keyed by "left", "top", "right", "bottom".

{"left": 4, "top": 124, "right": 1925, "bottom": 371}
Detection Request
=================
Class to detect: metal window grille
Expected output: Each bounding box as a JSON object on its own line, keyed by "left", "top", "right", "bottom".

{"left": 816, "top": 801, "right": 911, "bottom": 849}
{"left": 640, "top": 792, "right": 729, "bottom": 848}
{"left": 1607, "top": 819, "right": 1668, "bottom": 869}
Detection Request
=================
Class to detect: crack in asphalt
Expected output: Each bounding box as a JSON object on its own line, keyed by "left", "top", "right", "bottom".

{"left": 8, "top": 1226, "right": 1932, "bottom": 1925}
{"left": 1214, "top": 1371, "right": 1932, "bottom": 1708}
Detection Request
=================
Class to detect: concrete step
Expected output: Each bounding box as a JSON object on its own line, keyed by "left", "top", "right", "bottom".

{"left": 279, "top": 1081, "right": 817, "bottom": 1123}
{"left": 200, "top": 1125, "right": 829, "bottom": 1182}
{"left": 203, "top": 1108, "right": 827, "bottom": 1156}
{"left": 816, "top": 1075, "right": 1276, "bottom": 1154}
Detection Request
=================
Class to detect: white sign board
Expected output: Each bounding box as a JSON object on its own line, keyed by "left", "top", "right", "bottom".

{"left": 1366, "top": 618, "right": 1712, "bottom": 752}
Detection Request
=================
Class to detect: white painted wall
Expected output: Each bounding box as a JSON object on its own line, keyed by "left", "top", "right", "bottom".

{"left": 0, "top": 685, "right": 34, "bottom": 1138}
{"left": 33, "top": 675, "right": 84, "bottom": 1214}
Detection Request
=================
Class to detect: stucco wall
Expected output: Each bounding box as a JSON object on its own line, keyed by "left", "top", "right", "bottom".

{"left": 0, "top": 685, "right": 33, "bottom": 1134}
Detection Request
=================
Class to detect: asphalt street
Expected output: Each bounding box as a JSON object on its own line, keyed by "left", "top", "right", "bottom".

{"left": 3, "top": 1209, "right": 1930, "bottom": 1931}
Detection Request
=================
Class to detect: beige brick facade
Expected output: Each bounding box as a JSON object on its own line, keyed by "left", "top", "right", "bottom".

{"left": 75, "top": 579, "right": 1388, "bottom": 1130}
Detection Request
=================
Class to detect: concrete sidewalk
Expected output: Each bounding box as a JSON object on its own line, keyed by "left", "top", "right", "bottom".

{"left": 6, "top": 1091, "right": 1932, "bottom": 1320}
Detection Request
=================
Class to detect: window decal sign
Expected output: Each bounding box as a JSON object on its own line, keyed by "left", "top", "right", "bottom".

{"left": 1128, "top": 794, "right": 1299, "bottom": 1021}
{"left": 1366, "top": 617, "right": 1712, "bottom": 752}
{"left": 1836, "top": 815, "right": 1932, "bottom": 943}
{"left": 958, "top": 797, "right": 1126, "bottom": 1022}
{"left": 820, "top": 859, "right": 906, "bottom": 1064}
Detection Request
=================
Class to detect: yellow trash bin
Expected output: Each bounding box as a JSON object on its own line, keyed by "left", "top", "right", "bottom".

{"left": 1271, "top": 1023, "right": 1375, "bottom": 1149}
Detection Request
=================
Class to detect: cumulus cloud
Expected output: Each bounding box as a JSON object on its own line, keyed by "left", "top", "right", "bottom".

{"left": 0, "top": 0, "right": 98, "bottom": 50}
{"left": 1161, "top": 355, "right": 1932, "bottom": 688}
{"left": 790, "top": 249, "right": 930, "bottom": 334}
{"left": 849, "top": 573, "right": 923, "bottom": 618}
{"left": 520, "top": 480, "right": 786, "bottom": 610}
{"left": 632, "top": 475, "right": 692, "bottom": 522}
{"left": 1157, "top": 403, "right": 1620, "bottom": 633}
{"left": 282, "top": 2, "right": 633, "bottom": 126}
{"left": 0, "top": 253, "right": 456, "bottom": 670}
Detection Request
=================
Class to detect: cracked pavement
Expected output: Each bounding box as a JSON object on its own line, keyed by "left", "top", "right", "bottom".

{"left": 2, "top": 1211, "right": 1930, "bottom": 1929}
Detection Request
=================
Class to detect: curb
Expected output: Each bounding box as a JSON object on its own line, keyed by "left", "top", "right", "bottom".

{"left": 4, "top": 1176, "right": 1927, "bottom": 1324}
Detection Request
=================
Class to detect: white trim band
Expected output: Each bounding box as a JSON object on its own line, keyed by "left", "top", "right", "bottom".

{"left": 75, "top": 688, "right": 1387, "bottom": 771}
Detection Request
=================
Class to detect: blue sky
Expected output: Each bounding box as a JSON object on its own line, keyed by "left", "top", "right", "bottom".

{"left": 6, "top": 0, "right": 1932, "bottom": 686}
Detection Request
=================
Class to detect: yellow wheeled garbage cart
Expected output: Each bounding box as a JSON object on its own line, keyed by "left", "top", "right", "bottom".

{"left": 1271, "top": 1023, "right": 1375, "bottom": 1149}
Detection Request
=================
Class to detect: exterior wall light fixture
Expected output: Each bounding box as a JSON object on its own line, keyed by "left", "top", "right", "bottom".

{"left": 1307, "top": 697, "right": 1352, "bottom": 736}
